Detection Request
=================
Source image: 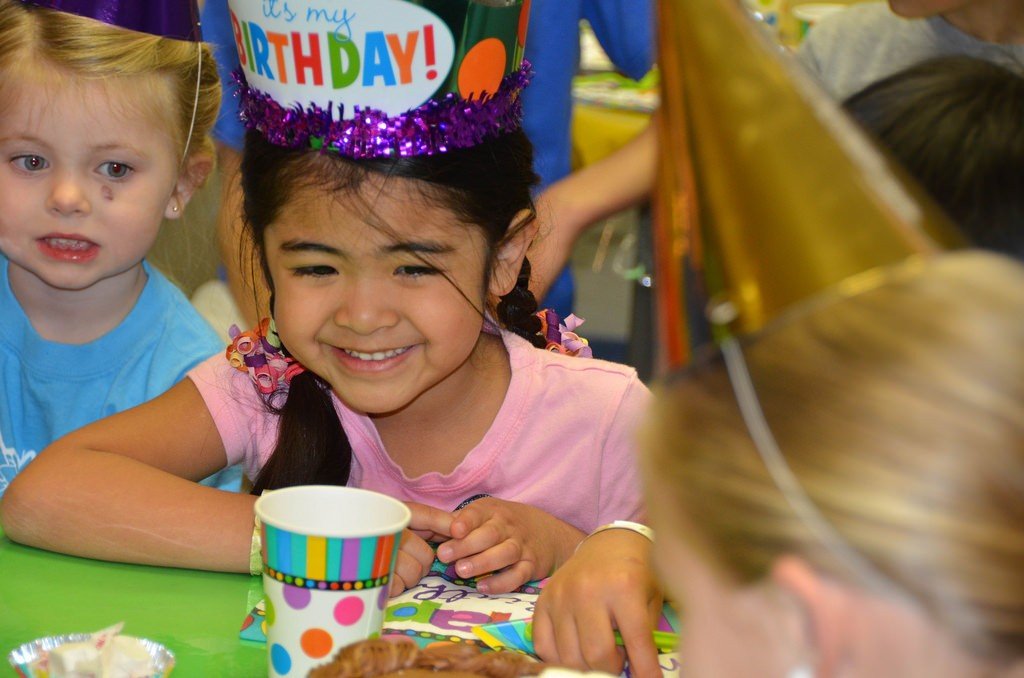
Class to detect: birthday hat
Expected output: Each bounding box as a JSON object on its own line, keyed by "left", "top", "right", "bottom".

{"left": 227, "top": 0, "right": 532, "bottom": 158}
{"left": 19, "top": 0, "right": 201, "bottom": 41}
{"left": 653, "top": 0, "right": 965, "bottom": 368}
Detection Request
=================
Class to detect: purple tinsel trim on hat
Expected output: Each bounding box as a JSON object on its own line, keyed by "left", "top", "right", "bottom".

{"left": 233, "top": 62, "right": 531, "bottom": 159}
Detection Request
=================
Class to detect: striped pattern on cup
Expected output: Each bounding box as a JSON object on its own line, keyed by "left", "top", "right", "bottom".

{"left": 262, "top": 524, "right": 401, "bottom": 585}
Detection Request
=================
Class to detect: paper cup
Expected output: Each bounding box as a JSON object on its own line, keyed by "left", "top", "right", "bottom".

{"left": 255, "top": 486, "right": 411, "bottom": 677}
{"left": 793, "top": 3, "right": 847, "bottom": 40}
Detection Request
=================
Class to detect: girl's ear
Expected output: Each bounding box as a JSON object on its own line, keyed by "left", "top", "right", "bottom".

{"left": 165, "top": 153, "right": 215, "bottom": 220}
{"left": 771, "top": 556, "right": 853, "bottom": 676}
{"left": 488, "top": 208, "right": 539, "bottom": 298}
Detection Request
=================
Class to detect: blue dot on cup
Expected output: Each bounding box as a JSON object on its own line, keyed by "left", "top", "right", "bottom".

{"left": 283, "top": 584, "right": 312, "bottom": 610}
{"left": 271, "top": 643, "right": 292, "bottom": 675}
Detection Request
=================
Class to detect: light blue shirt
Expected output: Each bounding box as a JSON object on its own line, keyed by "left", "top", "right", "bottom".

{"left": 0, "top": 255, "right": 241, "bottom": 495}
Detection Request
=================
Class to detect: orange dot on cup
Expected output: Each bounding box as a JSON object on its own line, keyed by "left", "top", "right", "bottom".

{"left": 301, "top": 628, "right": 334, "bottom": 659}
{"left": 458, "top": 38, "right": 507, "bottom": 101}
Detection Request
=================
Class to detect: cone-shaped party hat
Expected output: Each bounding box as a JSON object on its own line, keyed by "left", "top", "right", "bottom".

{"left": 19, "top": 0, "right": 201, "bottom": 41}
{"left": 653, "top": 0, "right": 965, "bottom": 368}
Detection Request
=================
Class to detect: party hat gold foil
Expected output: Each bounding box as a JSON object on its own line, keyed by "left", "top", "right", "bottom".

{"left": 653, "top": 0, "right": 965, "bottom": 368}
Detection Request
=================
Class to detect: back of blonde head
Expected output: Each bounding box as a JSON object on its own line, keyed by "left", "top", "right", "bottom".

{"left": 0, "top": 0, "right": 220, "bottom": 164}
{"left": 648, "top": 251, "right": 1024, "bottom": 662}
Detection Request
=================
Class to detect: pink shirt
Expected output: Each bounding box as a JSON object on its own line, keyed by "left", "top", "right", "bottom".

{"left": 188, "top": 330, "right": 650, "bottom": 532}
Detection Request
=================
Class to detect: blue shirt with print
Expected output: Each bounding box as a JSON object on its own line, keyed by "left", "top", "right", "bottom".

{"left": 0, "top": 254, "right": 241, "bottom": 495}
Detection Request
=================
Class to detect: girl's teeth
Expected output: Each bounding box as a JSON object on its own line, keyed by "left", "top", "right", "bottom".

{"left": 46, "top": 238, "right": 92, "bottom": 250}
{"left": 344, "top": 347, "right": 408, "bottom": 361}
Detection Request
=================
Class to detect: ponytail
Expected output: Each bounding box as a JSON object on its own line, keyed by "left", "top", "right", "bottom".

{"left": 496, "top": 257, "right": 546, "bottom": 349}
{"left": 251, "top": 360, "right": 352, "bottom": 494}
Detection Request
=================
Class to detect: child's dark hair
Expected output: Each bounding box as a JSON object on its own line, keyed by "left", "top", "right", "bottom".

{"left": 241, "top": 129, "right": 542, "bottom": 492}
{"left": 843, "top": 55, "right": 1024, "bottom": 258}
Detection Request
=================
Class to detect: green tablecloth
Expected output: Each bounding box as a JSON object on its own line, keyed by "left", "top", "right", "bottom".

{"left": 0, "top": 527, "right": 266, "bottom": 675}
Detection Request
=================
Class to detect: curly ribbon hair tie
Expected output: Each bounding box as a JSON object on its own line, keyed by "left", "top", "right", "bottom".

{"left": 226, "top": 318, "right": 307, "bottom": 394}
{"left": 535, "top": 309, "right": 593, "bottom": 358}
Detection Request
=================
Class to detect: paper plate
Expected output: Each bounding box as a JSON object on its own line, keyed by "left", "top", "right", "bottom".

{"left": 7, "top": 633, "right": 175, "bottom": 677}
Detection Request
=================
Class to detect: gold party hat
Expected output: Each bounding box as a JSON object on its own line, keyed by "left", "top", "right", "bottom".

{"left": 653, "top": 0, "right": 965, "bottom": 368}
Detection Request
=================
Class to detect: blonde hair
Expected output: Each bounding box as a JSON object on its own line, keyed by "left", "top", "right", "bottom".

{"left": 647, "top": 251, "right": 1024, "bottom": 661}
{"left": 0, "top": 0, "right": 220, "bottom": 169}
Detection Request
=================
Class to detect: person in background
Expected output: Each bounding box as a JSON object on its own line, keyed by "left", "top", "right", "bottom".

{"left": 198, "top": 0, "right": 657, "bottom": 324}
{"left": 797, "top": 0, "right": 1024, "bottom": 100}
{"left": 843, "top": 55, "right": 1024, "bottom": 258}
{"left": 642, "top": 250, "right": 1024, "bottom": 677}
{"left": 0, "top": 0, "right": 240, "bottom": 494}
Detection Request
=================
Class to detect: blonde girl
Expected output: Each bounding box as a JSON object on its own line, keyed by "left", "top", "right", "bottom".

{"left": 643, "top": 251, "right": 1024, "bottom": 677}
{"left": 0, "top": 0, "right": 237, "bottom": 493}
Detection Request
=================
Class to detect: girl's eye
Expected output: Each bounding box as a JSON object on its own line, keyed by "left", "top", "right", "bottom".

{"left": 99, "top": 162, "right": 133, "bottom": 179}
{"left": 395, "top": 265, "right": 439, "bottom": 277}
{"left": 12, "top": 155, "right": 48, "bottom": 172}
{"left": 294, "top": 265, "right": 337, "bottom": 278}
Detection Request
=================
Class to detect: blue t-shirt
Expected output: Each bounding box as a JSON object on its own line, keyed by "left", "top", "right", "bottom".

{"left": 200, "top": 0, "right": 654, "bottom": 316}
{"left": 0, "top": 255, "right": 240, "bottom": 495}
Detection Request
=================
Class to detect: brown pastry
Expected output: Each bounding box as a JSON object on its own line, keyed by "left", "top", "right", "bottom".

{"left": 308, "top": 638, "right": 545, "bottom": 678}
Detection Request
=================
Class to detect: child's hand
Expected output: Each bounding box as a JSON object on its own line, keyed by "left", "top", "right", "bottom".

{"left": 390, "top": 502, "right": 455, "bottom": 596}
{"left": 435, "top": 498, "right": 583, "bottom": 594}
{"left": 531, "top": 529, "right": 663, "bottom": 678}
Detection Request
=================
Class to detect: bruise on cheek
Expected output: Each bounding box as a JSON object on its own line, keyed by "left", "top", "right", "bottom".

{"left": 101, "top": 186, "right": 114, "bottom": 201}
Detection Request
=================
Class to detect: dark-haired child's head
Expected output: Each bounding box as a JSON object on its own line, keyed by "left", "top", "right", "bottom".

{"left": 843, "top": 55, "right": 1024, "bottom": 259}
{"left": 240, "top": 129, "right": 543, "bottom": 344}
{"left": 239, "top": 130, "right": 543, "bottom": 490}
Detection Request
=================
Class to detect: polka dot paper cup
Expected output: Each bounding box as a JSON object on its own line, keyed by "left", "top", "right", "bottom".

{"left": 255, "top": 486, "right": 411, "bottom": 677}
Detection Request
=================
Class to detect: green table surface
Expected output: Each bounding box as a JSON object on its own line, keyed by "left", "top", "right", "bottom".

{"left": 0, "top": 527, "right": 266, "bottom": 675}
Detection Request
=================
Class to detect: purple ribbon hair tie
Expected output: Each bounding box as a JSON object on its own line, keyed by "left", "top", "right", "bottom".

{"left": 19, "top": 0, "right": 201, "bottom": 41}
{"left": 536, "top": 309, "right": 594, "bottom": 359}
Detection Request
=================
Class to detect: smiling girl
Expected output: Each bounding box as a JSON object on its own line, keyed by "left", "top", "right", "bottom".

{"left": 0, "top": 0, "right": 239, "bottom": 494}
{"left": 1, "top": 1, "right": 662, "bottom": 674}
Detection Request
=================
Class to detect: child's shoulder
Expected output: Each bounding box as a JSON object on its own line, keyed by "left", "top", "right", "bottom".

{"left": 502, "top": 328, "right": 648, "bottom": 395}
{"left": 137, "top": 266, "right": 224, "bottom": 372}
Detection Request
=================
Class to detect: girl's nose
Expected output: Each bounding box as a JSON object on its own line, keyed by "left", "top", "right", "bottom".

{"left": 333, "top": 278, "right": 400, "bottom": 335}
{"left": 47, "top": 172, "right": 91, "bottom": 216}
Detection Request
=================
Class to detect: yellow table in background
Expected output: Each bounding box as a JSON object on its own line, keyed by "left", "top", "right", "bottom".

{"left": 571, "top": 103, "right": 651, "bottom": 168}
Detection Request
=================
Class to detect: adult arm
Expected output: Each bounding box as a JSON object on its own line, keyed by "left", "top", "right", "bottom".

{"left": 530, "top": 120, "right": 657, "bottom": 299}
{"left": 0, "top": 379, "right": 254, "bottom": 572}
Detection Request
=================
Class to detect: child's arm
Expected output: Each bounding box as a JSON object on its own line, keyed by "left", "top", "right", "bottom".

{"left": 435, "top": 497, "right": 585, "bottom": 594}
{"left": 532, "top": 529, "right": 662, "bottom": 678}
{"left": 0, "top": 379, "right": 255, "bottom": 572}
